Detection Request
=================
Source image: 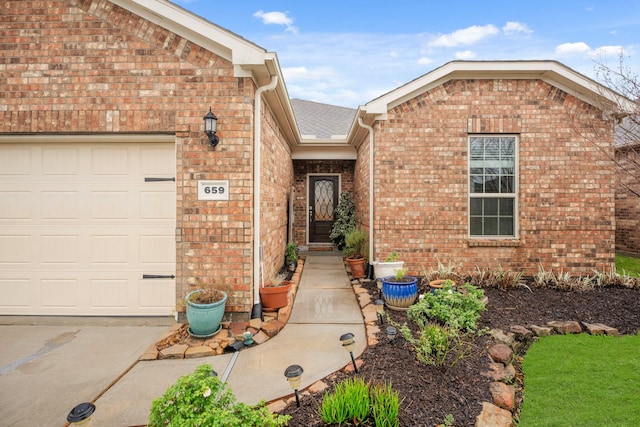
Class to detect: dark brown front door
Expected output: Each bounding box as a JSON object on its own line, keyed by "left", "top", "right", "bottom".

{"left": 309, "top": 176, "right": 339, "bottom": 243}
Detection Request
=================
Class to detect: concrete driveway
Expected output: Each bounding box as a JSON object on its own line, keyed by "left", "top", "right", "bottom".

{"left": 0, "top": 316, "right": 172, "bottom": 427}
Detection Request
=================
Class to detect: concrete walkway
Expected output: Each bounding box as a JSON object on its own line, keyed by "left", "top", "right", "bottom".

{"left": 0, "top": 254, "right": 366, "bottom": 427}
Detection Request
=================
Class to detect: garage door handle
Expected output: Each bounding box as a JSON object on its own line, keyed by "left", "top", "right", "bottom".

{"left": 144, "top": 177, "right": 176, "bottom": 182}
{"left": 143, "top": 274, "right": 176, "bottom": 279}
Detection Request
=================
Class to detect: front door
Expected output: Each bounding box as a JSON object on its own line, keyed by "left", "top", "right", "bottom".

{"left": 309, "top": 176, "right": 339, "bottom": 243}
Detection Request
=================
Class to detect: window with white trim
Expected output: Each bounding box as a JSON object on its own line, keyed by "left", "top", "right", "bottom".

{"left": 469, "top": 136, "right": 517, "bottom": 237}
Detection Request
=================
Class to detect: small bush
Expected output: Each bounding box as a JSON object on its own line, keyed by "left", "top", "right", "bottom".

{"left": 408, "top": 282, "right": 486, "bottom": 332}
{"left": 148, "top": 364, "right": 290, "bottom": 427}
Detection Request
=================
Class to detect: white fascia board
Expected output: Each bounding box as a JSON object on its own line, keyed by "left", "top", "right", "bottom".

{"left": 111, "top": 0, "right": 268, "bottom": 70}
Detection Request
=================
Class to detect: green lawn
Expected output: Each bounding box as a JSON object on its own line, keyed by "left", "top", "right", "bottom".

{"left": 519, "top": 334, "right": 640, "bottom": 427}
{"left": 616, "top": 253, "right": 640, "bottom": 277}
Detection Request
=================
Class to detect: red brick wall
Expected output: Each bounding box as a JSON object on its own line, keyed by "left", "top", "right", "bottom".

{"left": 0, "top": 0, "right": 259, "bottom": 313}
{"left": 368, "top": 79, "right": 615, "bottom": 276}
{"left": 260, "top": 104, "right": 295, "bottom": 283}
{"left": 615, "top": 146, "right": 640, "bottom": 254}
{"left": 292, "top": 160, "right": 355, "bottom": 245}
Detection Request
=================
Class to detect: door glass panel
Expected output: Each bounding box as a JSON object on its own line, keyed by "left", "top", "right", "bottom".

{"left": 314, "top": 179, "right": 334, "bottom": 221}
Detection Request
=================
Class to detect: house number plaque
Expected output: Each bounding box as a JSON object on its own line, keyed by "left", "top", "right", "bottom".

{"left": 198, "top": 180, "right": 229, "bottom": 201}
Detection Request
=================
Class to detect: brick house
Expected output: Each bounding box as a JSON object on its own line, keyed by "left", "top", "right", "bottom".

{"left": 615, "top": 135, "right": 640, "bottom": 254}
{"left": 0, "top": 0, "right": 628, "bottom": 318}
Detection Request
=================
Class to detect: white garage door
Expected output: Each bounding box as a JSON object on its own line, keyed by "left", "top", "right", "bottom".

{"left": 0, "top": 140, "right": 176, "bottom": 316}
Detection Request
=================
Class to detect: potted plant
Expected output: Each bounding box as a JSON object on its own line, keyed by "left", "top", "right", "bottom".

{"left": 185, "top": 286, "right": 227, "bottom": 337}
{"left": 330, "top": 192, "right": 355, "bottom": 250}
{"left": 259, "top": 272, "right": 291, "bottom": 311}
{"left": 381, "top": 268, "right": 419, "bottom": 310}
{"left": 371, "top": 250, "right": 405, "bottom": 280}
{"left": 344, "top": 227, "right": 368, "bottom": 279}
{"left": 285, "top": 242, "right": 299, "bottom": 272}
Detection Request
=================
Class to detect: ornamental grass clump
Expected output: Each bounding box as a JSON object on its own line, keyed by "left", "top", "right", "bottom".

{"left": 148, "top": 364, "right": 290, "bottom": 427}
{"left": 319, "top": 377, "right": 401, "bottom": 426}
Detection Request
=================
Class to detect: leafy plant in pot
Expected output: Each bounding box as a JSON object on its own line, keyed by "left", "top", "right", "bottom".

{"left": 259, "top": 272, "right": 291, "bottom": 312}
{"left": 285, "top": 242, "right": 299, "bottom": 272}
{"left": 330, "top": 192, "right": 355, "bottom": 250}
{"left": 371, "top": 250, "right": 405, "bottom": 280}
{"left": 186, "top": 286, "right": 227, "bottom": 338}
{"left": 381, "top": 268, "right": 419, "bottom": 310}
{"left": 344, "top": 227, "right": 368, "bottom": 279}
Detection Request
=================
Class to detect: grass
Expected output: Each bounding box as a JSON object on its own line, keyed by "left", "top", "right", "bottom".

{"left": 615, "top": 252, "right": 640, "bottom": 277}
{"left": 519, "top": 334, "right": 640, "bottom": 427}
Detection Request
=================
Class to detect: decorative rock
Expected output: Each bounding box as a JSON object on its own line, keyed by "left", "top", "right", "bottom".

{"left": 483, "top": 362, "right": 516, "bottom": 382}
{"left": 261, "top": 320, "right": 284, "bottom": 337}
{"left": 357, "top": 292, "right": 372, "bottom": 308}
{"left": 490, "top": 382, "right": 516, "bottom": 411}
{"left": 547, "top": 320, "right": 582, "bottom": 334}
{"left": 475, "top": 402, "right": 513, "bottom": 427}
{"left": 185, "top": 345, "right": 216, "bottom": 358}
{"left": 159, "top": 344, "right": 188, "bottom": 359}
{"left": 139, "top": 345, "right": 159, "bottom": 361}
{"left": 529, "top": 324, "right": 552, "bottom": 337}
{"left": 490, "top": 329, "right": 515, "bottom": 346}
{"left": 361, "top": 304, "right": 379, "bottom": 324}
{"left": 277, "top": 305, "right": 292, "bottom": 323}
{"left": 229, "top": 321, "right": 247, "bottom": 339}
{"left": 248, "top": 317, "right": 262, "bottom": 330}
{"left": 308, "top": 380, "right": 329, "bottom": 393}
{"left": 509, "top": 325, "right": 533, "bottom": 341}
{"left": 582, "top": 322, "right": 620, "bottom": 336}
{"left": 344, "top": 358, "right": 364, "bottom": 373}
{"left": 489, "top": 343, "right": 513, "bottom": 365}
{"left": 252, "top": 330, "right": 270, "bottom": 344}
{"left": 267, "top": 399, "right": 287, "bottom": 413}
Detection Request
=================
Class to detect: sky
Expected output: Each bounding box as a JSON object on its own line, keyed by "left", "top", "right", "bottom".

{"left": 172, "top": 0, "right": 640, "bottom": 108}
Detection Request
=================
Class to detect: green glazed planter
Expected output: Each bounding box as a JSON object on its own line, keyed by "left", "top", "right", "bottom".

{"left": 186, "top": 289, "right": 227, "bottom": 337}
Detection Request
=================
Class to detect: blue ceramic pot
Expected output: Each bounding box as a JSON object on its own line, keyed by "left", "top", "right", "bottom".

{"left": 382, "top": 276, "right": 418, "bottom": 309}
{"left": 186, "top": 290, "right": 227, "bottom": 337}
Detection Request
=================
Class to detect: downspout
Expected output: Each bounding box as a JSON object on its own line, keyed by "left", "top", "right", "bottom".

{"left": 253, "top": 76, "right": 279, "bottom": 313}
{"left": 357, "top": 117, "right": 375, "bottom": 264}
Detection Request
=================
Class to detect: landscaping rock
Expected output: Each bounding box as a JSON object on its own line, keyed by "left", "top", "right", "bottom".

{"left": 489, "top": 343, "right": 513, "bottom": 365}
{"left": 361, "top": 304, "right": 379, "bottom": 324}
{"left": 509, "top": 325, "right": 533, "bottom": 341}
{"left": 159, "top": 344, "right": 188, "bottom": 359}
{"left": 483, "top": 362, "right": 516, "bottom": 382}
{"left": 582, "top": 322, "right": 620, "bottom": 336}
{"left": 343, "top": 358, "right": 364, "bottom": 373}
{"left": 139, "top": 345, "right": 159, "bottom": 361}
{"left": 547, "top": 320, "right": 582, "bottom": 334}
{"left": 490, "top": 382, "right": 516, "bottom": 411}
{"left": 248, "top": 317, "right": 262, "bottom": 330}
{"left": 529, "top": 324, "right": 553, "bottom": 336}
{"left": 475, "top": 402, "right": 512, "bottom": 427}
{"left": 185, "top": 345, "right": 216, "bottom": 358}
{"left": 229, "top": 321, "right": 247, "bottom": 339}
{"left": 252, "top": 330, "right": 270, "bottom": 344}
{"left": 308, "top": 380, "right": 329, "bottom": 394}
{"left": 261, "top": 320, "right": 284, "bottom": 337}
{"left": 490, "top": 328, "right": 515, "bottom": 346}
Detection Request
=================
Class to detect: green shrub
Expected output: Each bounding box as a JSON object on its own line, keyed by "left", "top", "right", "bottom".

{"left": 148, "top": 364, "right": 290, "bottom": 427}
{"left": 397, "top": 322, "right": 475, "bottom": 370}
{"left": 408, "top": 282, "right": 486, "bottom": 332}
{"left": 344, "top": 227, "right": 368, "bottom": 260}
{"left": 330, "top": 192, "right": 355, "bottom": 249}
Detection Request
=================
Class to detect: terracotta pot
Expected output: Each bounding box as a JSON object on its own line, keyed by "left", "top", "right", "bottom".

{"left": 259, "top": 282, "right": 292, "bottom": 311}
{"left": 429, "top": 279, "right": 456, "bottom": 293}
{"left": 346, "top": 256, "right": 366, "bottom": 278}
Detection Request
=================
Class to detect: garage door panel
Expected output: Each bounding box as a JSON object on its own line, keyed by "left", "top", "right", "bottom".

{"left": 0, "top": 142, "right": 176, "bottom": 316}
{"left": 0, "top": 192, "right": 31, "bottom": 219}
{"left": 0, "top": 235, "right": 31, "bottom": 263}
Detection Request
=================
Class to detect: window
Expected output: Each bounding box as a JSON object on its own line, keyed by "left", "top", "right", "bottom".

{"left": 469, "top": 136, "right": 517, "bottom": 237}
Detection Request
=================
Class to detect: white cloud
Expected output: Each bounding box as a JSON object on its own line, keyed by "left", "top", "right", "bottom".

{"left": 418, "top": 57, "right": 434, "bottom": 65}
{"left": 428, "top": 25, "right": 499, "bottom": 48}
{"left": 590, "top": 45, "right": 626, "bottom": 58}
{"left": 502, "top": 21, "right": 533, "bottom": 35}
{"left": 455, "top": 50, "right": 477, "bottom": 60}
{"left": 555, "top": 42, "right": 591, "bottom": 55}
{"left": 253, "top": 10, "right": 298, "bottom": 33}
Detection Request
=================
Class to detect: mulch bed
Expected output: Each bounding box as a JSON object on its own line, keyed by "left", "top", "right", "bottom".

{"left": 278, "top": 281, "right": 640, "bottom": 426}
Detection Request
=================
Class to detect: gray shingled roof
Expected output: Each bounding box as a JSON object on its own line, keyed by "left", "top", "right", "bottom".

{"left": 290, "top": 99, "right": 356, "bottom": 139}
